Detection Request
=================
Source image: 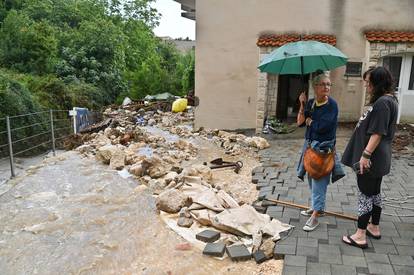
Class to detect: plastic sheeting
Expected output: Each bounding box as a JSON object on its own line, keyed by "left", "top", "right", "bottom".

{"left": 160, "top": 182, "right": 293, "bottom": 253}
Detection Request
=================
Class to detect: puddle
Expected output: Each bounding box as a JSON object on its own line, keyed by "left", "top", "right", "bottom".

{"left": 137, "top": 145, "right": 153, "bottom": 158}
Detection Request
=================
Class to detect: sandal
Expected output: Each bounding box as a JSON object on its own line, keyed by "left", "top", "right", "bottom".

{"left": 366, "top": 229, "right": 381, "bottom": 240}
{"left": 342, "top": 235, "right": 368, "bottom": 249}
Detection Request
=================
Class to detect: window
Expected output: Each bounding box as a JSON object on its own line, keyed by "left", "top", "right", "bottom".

{"left": 344, "top": 62, "right": 363, "bottom": 77}
{"left": 409, "top": 58, "right": 414, "bottom": 90}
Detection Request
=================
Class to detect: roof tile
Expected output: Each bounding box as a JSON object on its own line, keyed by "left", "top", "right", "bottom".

{"left": 257, "top": 34, "right": 336, "bottom": 47}
{"left": 365, "top": 30, "right": 414, "bottom": 42}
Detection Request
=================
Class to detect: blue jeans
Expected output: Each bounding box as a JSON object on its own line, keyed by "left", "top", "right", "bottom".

{"left": 308, "top": 173, "right": 330, "bottom": 212}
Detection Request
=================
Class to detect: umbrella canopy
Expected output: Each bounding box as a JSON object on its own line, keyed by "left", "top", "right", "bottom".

{"left": 258, "top": 40, "right": 348, "bottom": 75}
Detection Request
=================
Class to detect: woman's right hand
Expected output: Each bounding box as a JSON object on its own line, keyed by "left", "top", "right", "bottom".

{"left": 299, "top": 92, "right": 307, "bottom": 104}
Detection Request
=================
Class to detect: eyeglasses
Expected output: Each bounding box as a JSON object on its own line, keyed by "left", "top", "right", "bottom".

{"left": 316, "top": 83, "right": 333, "bottom": 87}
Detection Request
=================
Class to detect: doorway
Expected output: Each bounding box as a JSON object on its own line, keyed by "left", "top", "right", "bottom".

{"left": 276, "top": 74, "right": 309, "bottom": 120}
{"left": 382, "top": 54, "right": 414, "bottom": 122}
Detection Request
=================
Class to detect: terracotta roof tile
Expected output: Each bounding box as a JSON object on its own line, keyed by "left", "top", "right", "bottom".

{"left": 257, "top": 34, "right": 336, "bottom": 47}
{"left": 365, "top": 30, "right": 414, "bottom": 43}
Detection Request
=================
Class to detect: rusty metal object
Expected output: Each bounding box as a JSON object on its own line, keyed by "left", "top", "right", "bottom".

{"left": 204, "top": 158, "right": 243, "bottom": 173}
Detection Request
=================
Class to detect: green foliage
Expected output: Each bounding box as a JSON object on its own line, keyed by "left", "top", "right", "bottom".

{"left": 0, "top": 71, "right": 47, "bottom": 156}
{"left": 0, "top": 0, "right": 195, "bottom": 116}
{"left": 25, "top": 74, "right": 103, "bottom": 110}
{"left": 179, "top": 49, "right": 195, "bottom": 95}
{"left": 0, "top": 71, "right": 42, "bottom": 118}
{"left": 56, "top": 18, "right": 128, "bottom": 102}
{"left": 0, "top": 11, "right": 58, "bottom": 74}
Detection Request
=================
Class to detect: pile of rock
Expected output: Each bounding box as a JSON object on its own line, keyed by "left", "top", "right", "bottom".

{"left": 72, "top": 102, "right": 285, "bottom": 263}
{"left": 102, "top": 105, "right": 270, "bottom": 155}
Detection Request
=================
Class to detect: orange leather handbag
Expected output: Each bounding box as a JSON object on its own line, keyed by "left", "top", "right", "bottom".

{"left": 303, "top": 147, "right": 335, "bottom": 180}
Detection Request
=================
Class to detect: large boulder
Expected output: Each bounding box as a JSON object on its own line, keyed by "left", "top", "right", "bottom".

{"left": 177, "top": 217, "right": 193, "bottom": 228}
{"left": 109, "top": 149, "right": 126, "bottom": 170}
{"left": 164, "top": 171, "right": 178, "bottom": 184}
{"left": 141, "top": 156, "right": 168, "bottom": 178}
{"left": 182, "top": 164, "right": 213, "bottom": 182}
{"left": 129, "top": 163, "right": 143, "bottom": 177}
{"left": 260, "top": 238, "right": 275, "bottom": 259}
{"left": 96, "top": 144, "right": 118, "bottom": 164}
{"left": 76, "top": 144, "right": 94, "bottom": 155}
{"left": 148, "top": 179, "right": 166, "bottom": 194}
{"left": 245, "top": 137, "right": 270, "bottom": 150}
{"left": 155, "top": 189, "right": 192, "bottom": 213}
{"left": 94, "top": 134, "right": 111, "bottom": 148}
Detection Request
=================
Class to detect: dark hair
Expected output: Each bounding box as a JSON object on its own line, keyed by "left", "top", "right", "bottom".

{"left": 363, "top": 67, "right": 375, "bottom": 81}
{"left": 367, "top": 66, "right": 394, "bottom": 104}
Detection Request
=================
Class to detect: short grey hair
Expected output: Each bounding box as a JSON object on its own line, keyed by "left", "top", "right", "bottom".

{"left": 312, "top": 73, "right": 329, "bottom": 87}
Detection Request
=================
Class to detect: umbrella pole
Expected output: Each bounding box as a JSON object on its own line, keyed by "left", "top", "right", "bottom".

{"left": 300, "top": 56, "right": 305, "bottom": 91}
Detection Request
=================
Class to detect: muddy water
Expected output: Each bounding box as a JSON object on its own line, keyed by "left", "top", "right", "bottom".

{"left": 0, "top": 136, "right": 282, "bottom": 274}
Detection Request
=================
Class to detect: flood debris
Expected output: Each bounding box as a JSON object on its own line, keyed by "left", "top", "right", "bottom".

{"left": 205, "top": 158, "right": 243, "bottom": 173}
{"left": 203, "top": 242, "right": 226, "bottom": 257}
{"left": 226, "top": 244, "right": 252, "bottom": 261}
{"left": 196, "top": 230, "right": 221, "bottom": 243}
{"left": 393, "top": 124, "right": 414, "bottom": 154}
{"left": 69, "top": 98, "right": 289, "bottom": 264}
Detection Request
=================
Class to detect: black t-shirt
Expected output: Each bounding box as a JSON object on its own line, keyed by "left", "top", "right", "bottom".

{"left": 342, "top": 95, "right": 398, "bottom": 177}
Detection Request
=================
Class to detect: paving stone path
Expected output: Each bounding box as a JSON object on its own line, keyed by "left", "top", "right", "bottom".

{"left": 253, "top": 136, "right": 414, "bottom": 275}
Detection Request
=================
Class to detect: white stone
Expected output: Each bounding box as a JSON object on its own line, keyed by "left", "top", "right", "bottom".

{"left": 129, "top": 163, "right": 143, "bottom": 177}
{"left": 245, "top": 136, "right": 270, "bottom": 150}
{"left": 109, "top": 149, "right": 126, "bottom": 170}
{"left": 164, "top": 171, "right": 178, "bottom": 184}
{"left": 260, "top": 238, "right": 275, "bottom": 259}
{"left": 155, "top": 189, "right": 191, "bottom": 214}
{"left": 147, "top": 118, "right": 156, "bottom": 126}
{"left": 96, "top": 144, "right": 118, "bottom": 164}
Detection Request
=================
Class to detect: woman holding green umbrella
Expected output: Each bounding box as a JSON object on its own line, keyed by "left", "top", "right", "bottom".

{"left": 258, "top": 40, "right": 348, "bottom": 231}
{"left": 296, "top": 72, "right": 339, "bottom": 231}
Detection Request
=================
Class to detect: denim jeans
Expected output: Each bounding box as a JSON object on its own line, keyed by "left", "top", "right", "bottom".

{"left": 307, "top": 173, "right": 330, "bottom": 211}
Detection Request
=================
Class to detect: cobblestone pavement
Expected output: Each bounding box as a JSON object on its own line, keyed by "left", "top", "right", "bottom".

{"left": 253, "top": 131, "right": 414, "bottom": 275}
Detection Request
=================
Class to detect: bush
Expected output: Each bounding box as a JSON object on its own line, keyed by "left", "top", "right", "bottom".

{"left": 0, "top": 73, "right": 48, "bottom": 157}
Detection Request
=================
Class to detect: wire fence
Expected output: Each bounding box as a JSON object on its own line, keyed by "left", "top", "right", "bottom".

{"left": 0, "top": 108, "right": 102, "bottom": 179}
{"left": 0, "top": 110, "right": 74, "bottom": 178}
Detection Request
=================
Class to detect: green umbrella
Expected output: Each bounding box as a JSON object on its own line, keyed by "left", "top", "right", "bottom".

{"left": 258, "top": 40, "right": 348, "bottom": 75}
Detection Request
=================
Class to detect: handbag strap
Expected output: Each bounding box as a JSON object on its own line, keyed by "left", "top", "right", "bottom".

{"left": 305, "top": 99, "right": 315, "bottom": 140}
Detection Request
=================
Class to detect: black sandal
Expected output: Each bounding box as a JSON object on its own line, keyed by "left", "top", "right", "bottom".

{"left": 366, "top": 229, "right": 381, "bottom": 239}
{"left": 342, "top": 235, "right": 368, "bottom": 249}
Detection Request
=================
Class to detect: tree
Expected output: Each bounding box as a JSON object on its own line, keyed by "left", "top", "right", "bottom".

{"left": 0, "top": 0, "right": 195, "bottom": 115}
{"left": 0, "top": 11, "right": 58, "bottom": 74}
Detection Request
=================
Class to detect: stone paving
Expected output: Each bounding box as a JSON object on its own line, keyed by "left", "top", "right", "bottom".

{"left": 253, "top": 134, "right": 414, "bottom": 275}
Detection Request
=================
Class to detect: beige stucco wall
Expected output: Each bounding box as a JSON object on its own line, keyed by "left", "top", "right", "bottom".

{"left": 194, "top": 0, "right": 414, "bottom": 130}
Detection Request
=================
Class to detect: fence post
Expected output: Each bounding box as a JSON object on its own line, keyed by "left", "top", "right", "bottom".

{"left": 50, "top": 110, "right": 56, "bottom": 156}
{"left": 6, "top": 116, "right": 15, "bottom": 178}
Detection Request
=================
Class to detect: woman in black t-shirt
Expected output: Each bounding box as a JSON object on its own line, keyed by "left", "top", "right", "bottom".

{"left": 341, "top": 67, "right": 398, "bottom": 249}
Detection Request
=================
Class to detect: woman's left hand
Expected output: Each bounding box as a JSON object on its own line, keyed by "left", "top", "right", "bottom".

{"left": 359, "top": 156, "right": 371, "bottom": 174}
{"left": 305, "top": 118, "right": 312, "bottom": 126}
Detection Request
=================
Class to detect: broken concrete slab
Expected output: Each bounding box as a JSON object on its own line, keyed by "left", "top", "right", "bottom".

{"left": 253, "top": 250, "right": 268, "bottom": 264}
{"left": 226, "top": 244, "right": 251, "bottom": 261}
{"left": 202, "top": 242, "right": 226, "bottom": 257}
{"left": 196, "top": 230, "right": 220, "bottom": 243}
